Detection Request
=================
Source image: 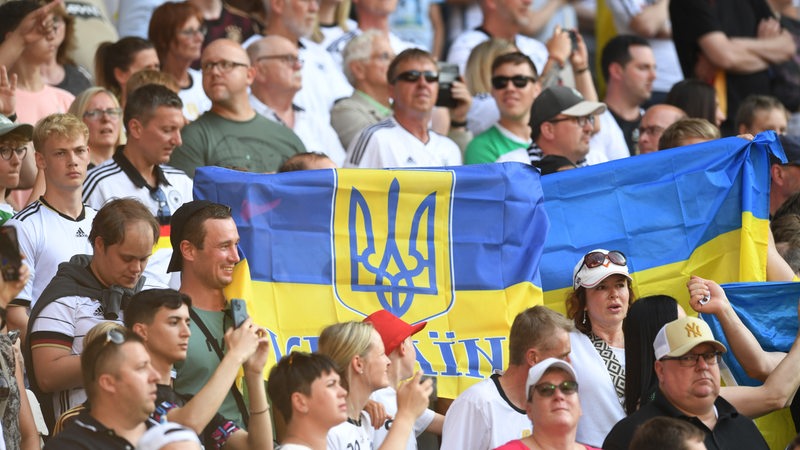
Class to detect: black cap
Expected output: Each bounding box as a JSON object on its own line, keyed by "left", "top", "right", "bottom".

{"left": 529, "top": 86, "right": 606, "bottom": 140}
{"left": 779, "top": 134, "right": 800, "bottom": 164}
{"left": 167, "top": 200, "right": 215, "bottom": 273}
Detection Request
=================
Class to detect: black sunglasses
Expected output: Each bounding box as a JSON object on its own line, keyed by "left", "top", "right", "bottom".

{"left": 491, "top": 75, "right": 537, "bottom": 90}
{"left": 392, "top": 70, "right": 439, "bottom": 84}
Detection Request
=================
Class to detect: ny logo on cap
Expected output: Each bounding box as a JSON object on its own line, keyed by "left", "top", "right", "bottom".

{"left": 685, "top": 322, "right": 702, "bottom": 338}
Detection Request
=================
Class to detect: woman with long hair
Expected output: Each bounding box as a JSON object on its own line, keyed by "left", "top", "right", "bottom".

{"left": 94, "top": 37, "right": 160, "bottom": 105}
{"left": 317, "top": 321, "right": 432, "bottom": 450}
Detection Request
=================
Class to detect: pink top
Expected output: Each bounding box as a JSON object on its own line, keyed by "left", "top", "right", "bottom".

{"left": 15, "top": 84, "right": 75, "bottom": 125}
{"left": 494, "top": 440, "right": 601, "bottom": 450}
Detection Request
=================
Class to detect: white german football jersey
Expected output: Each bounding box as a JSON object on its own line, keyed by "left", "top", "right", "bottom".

{"left": 327, "top": 411, "right": 373, "bottom": 450}
{"left": 345, "top": 117, "right": 463, "bottom": 169}
{"left": 7, "top": 199, "right": 96, "bottom": 307}
{"left": 371, "top": 386, "right": 435, "bottom": 450}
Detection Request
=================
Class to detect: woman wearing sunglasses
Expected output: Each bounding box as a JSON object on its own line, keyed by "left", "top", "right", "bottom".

{"left": 495, "top": 358, "right": 600, "bottom": 450}
{"left": 564, "top": 249, "right": 633, "bottom": 447}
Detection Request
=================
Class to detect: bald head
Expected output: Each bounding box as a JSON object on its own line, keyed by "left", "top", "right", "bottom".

{"left": 247, "top": 35, "right": 296, "bottom": 62}
{"left": 203, "top": 38, "right": 250, "bottom": 64}
{"left": 248, "top": 35, "right": 302, "bottom": 97}
{"left": 638, "top": 104, "right": 687, "bottom": 154}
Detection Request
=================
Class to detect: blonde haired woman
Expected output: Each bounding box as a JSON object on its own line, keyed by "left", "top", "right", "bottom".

{"left": 318, "top": 321, "right": 432, "bottom": 450}
{"left": 68, "top": 87, "right": 123, "bottom": 168}
{"left": 464, "top": 39, "right": 517, "bottom": 135}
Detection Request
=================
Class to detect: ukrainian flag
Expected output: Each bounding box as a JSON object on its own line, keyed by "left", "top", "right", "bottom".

{"left": 194, "top": 163, "right": 549, "bottom": 396}
{"left": 538, "top": 131, "right": 790, "bottom": 448}
{"left": 540, "top": 131, "right": 782, "bottom": 311}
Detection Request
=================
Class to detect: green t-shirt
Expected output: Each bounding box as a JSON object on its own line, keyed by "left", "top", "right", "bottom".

{"left": 464, "top": 124, "right": 530, "bottom": 164}
{"left": 170, "top": 111, "right": 307, "bottom": 177}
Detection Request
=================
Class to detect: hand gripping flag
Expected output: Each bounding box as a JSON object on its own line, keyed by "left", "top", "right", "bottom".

{"left": 194, "top": 163, "right": 550, "bottom": 396}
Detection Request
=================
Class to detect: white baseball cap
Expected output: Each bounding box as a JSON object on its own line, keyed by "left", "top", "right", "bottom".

{"left": 572, "top": 249, "right": 632, "bottom": 290}
{"left": 525, "top": 357, "right": 577, "bottom": 396}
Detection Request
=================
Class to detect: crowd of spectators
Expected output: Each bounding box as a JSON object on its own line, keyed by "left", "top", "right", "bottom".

{"left": 0, "top": 0, "right": 796, "bottom": 448}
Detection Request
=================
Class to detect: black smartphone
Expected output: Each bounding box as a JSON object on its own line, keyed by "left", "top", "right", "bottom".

{"left": 567, "top": 30, "right": 578, "bottom": 53}
{"left": 0, "top": 226, "right": 21, "bottom": 282}
{"left": 231, "top": 298, "right": 249, "bottom": 328}
{"left": 435, "top": 62, "right": 459, "bottom": 108}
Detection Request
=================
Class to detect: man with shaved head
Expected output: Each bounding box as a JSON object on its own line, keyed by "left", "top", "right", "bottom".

{"left": 637, "top": 104, "right": 687, "bottom": 154}
{"left": 247, "top": 35, "right": 345, "bottom": 166}
{"left": 170, "top": 39, "right": 306, "bottom": 177}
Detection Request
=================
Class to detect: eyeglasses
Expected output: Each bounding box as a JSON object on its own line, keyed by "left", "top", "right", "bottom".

{"left": 532, "top": 380, "right": 579, "bottom": 397}
{"left": 201, "top": 60, "right": 250, "bottom": 73}
{"left": 256, "top": 54, "right": 304, "bottom": 67}
{"left": 660, "top": 351, "right": 722, "bottom": 367}
{"left": 0, "top": 146, "right": 26, "bottom": 161}
{"left": 83, "top": 108, "right": 122, "bottom": 121}
{"left": 548, "top": 115, "right": 595, "bottom": 127}
{"left": 392, "top": 70, "right": 439, "bottom": 84}
{"left": 150, "top": 187, "right": 171, "bottom": 225}
{"left": 179, "top": 25, "right": 207, "bottom": 37}
{"left": 491, "top": 75, "right": 537, "bottom": 90}
{"left": 639, "top": 125, "right": 665, "bottom": 136}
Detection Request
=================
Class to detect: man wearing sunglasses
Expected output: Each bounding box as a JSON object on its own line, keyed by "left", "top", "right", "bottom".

{"left": 603, "top": 317, "right": 769, "bottom": 450}
{"left": 527, "top": 86, "right": 606, "bottom": 175}
{"left": 345, "top": 48, "right": 464, "bottom": 169}
{"left": 83, "top": 84, "right": 193, "bottom": 290}
{"left": 464, "top": 52, "right": 539, "bottom": 164}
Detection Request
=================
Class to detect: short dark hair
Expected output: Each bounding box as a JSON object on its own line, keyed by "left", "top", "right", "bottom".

{"left": 124, "top": 289, "right": 192, "bottom": 329}
{"left": 387, "top": 48, "right": 437, "bottom": 84}
{"left": 735, "top": 94, "right": 786, "bottom": 132}
{"left": 89, "top": 198, "right": 159, "bottom": 249}
{"left": 182, "top": 203, "right": 233, "bottom": 250}
{"left": 665, "top": 79, "right": 717, "bottom": 125}
{"left": 491, "top": 52, "right": 538, "bottom": 78}
{"left": 0, "top": 1, "right": 39, "bottom": 45}
{"left": 278, "top": 152, "right": 333, "bottom": 172}
{"left": 81, "top": 326, "right": 144, "bottom": 401}
{"left": 600, "top": 34, "right": 650, "bottom": 83}
{"left": 124, "top": 83, "right": 183, "bottom": 133}
{"left": 628, "top": 417, "right": 704, "bottom": 450}
{"left": 267, "top": 352, "right": 339, "bottom": 422}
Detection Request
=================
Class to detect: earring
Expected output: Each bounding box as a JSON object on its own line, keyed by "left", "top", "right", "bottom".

{"left": 582, "top": 310, "right": 587, "bottom": 325}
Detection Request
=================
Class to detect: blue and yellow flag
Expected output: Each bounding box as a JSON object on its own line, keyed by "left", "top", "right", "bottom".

{"left": 704, "top": 281, "right": 800, "bottom": 387}
{"left": 194, "top": 163, "right": 549, "bottom": 396}
{"left": 540, "top": 132, "right": 783, "bottom": 312}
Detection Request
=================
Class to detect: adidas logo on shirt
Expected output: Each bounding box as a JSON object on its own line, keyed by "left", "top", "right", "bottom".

{"left": 75, "top": 228, "right": 88, "bottom": 238}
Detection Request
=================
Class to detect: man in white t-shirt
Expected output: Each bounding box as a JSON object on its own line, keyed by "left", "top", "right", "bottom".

{"left": 345, "top": 49, "right": 465, "bottom": 168}
{"left": 83, "top": 84, "right": 192, "bottom": 289}
{"left": 440, "top": 306, "right": 574, "bottom": 450}
{"left": 365, "top": 310, "right": 444, "bottom": 450}
{"left": 247, "top": 35, "right": 346, "bottom": 166}
{"left": 6, "top": 114, "right": 97, "bottom": 344}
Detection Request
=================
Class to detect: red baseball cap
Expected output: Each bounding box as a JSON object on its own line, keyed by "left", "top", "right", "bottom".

{"left": 364, "top": 310, "right": 427, "bottom": 355}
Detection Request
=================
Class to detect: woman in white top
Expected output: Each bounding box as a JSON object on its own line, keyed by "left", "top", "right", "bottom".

{"left": 317, "top": 321, "right": 432, "bottom": 450}
{"left": 564, "top": 249, "right": 634, "bottom": 447}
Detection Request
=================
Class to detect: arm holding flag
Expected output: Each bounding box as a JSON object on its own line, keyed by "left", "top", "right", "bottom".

{"left": 687, "top": 276, "right": 785, "bottom": 380}
{"left": 689, "top": 276, "right": 800, "bottom": 417}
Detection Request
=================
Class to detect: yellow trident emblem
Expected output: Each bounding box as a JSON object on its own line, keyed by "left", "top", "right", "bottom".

{"left": 685, "top": 322, "right": 702, "bottom": 338}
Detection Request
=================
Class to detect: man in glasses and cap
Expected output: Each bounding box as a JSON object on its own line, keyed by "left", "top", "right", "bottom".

{"left": 526, "top": 86, "right": 606, "bottom": 175}
{"left": 603, "top": 316, "right": 769, "bottom": 450}
{"left": 83, "top": 84, "right": 193, "bottom": 290}
{"left": 464, "top": 52, "right": 540, "bottom": 165}
{"left": 345, "top": 48, "right": 467, "bottom": 169}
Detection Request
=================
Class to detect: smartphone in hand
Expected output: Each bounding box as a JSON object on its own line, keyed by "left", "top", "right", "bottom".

{"left": 231, "top": 298, "right": 249, "bottom": 328}
{"left": 0, "top": 226, "right": 21, "bottom": 282}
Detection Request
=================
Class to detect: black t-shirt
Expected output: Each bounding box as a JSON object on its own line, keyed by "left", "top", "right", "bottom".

{"left": 44, "top": 411, "right": 138, "bottom": 450}
{"left": 603, "top": 389, "right": 769, "bottom": 450}
{"left": 670, "top": 0, "right": 774, "bottom": 135}
{"left": 608, "top": 108, "right": 641, "bottom": 156}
